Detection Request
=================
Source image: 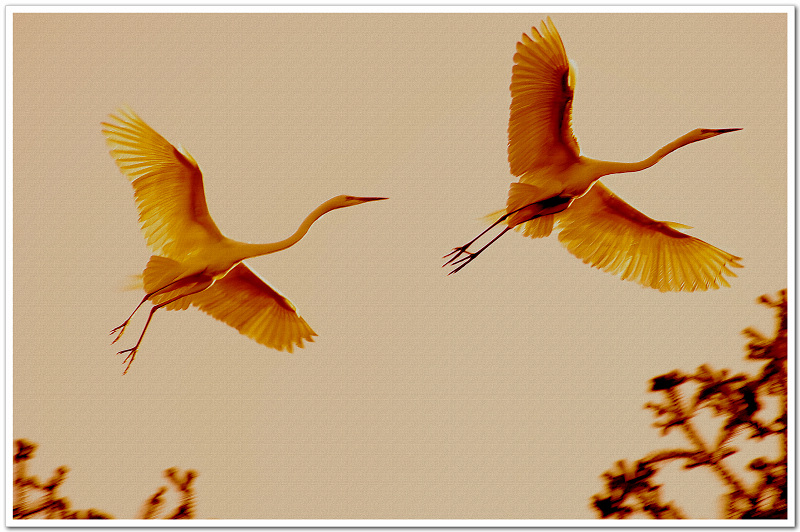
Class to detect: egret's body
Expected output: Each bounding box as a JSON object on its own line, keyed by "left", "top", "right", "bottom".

{"left": 103, "top": 109, "right": 386, "bottom": 374}
{"left": 445, "top": 18, "right": 743, "bottom": 291}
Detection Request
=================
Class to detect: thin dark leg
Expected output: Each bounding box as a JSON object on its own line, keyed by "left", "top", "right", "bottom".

{"left": 110, "top": 294, "right": 150, "bottom": 344}
{"left": 116, "top": 280, "right": 212, "bottom": 375}
{"left": 443, "top": 205, "right": 530, "bottom": 267}
{"left": 447, "top": 226, "right": 512, "bottom": 275}
{"left": 443, "top": 212, "right": 510, "bottom": 261}
{"left": 110, "top": 276, "right": 200, "bottom": 344}
{"left": 444, "top": 195, "right": 574, "bottom": 274}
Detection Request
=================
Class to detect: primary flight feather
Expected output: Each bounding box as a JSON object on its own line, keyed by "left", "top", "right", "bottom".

{"left": 444, "top": 17, "right": 743, "bottom": 291}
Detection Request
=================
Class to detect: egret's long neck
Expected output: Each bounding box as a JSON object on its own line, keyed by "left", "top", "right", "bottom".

{"left": 235, "top": 200, "right": 339, "bottom": 261}
{"left": 591, "top": 131, "right": 703, "bottom": 176}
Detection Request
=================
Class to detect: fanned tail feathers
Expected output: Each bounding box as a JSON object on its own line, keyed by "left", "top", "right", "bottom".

{"left": 142, "top": 255, "right": 200, "bottom": 310}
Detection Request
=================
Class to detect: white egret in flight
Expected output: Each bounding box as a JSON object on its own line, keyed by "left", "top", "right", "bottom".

{"left": 103, "top": 109, "right": 387, "bottom": 374}
{"left": 444, "top": 17, "right": 742, "bottom": 291}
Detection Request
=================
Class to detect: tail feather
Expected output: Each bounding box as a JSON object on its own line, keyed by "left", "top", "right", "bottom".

{"left": 142, "top": 255, "right": 207, "bottom": 310}
{"left": 483, "top": 207, "right": 556, "bottom": 240}
{"left": 481, "top": 209, "right": 506, "bottom": 224}
{"left": 142, "top": 256, "right": 185, "bottom": 293}
{"left": 517, "top": 215, "right": 557, "bottom": 238}
{"left": 123, "top": 273, "right": 144, "bottom": 291}
{"left": 507, "top": 182, "right": 544, "bottom": 213}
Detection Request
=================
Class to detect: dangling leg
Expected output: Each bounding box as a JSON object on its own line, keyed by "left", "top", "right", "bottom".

{"left": 117, "top": 278, "right": 213, "bottom": 375}
{"left": 110, "top": 294, "right": 149, "bottom": 344}
{"left": 445, "top": 195, "right": 575, "bottom": 274}
{"left": 110, "top": 276, "right": 200, "bottom": 344}
{"left": 443, "top": 205, "right": 530, "bottom": 267}
{"left": 447, "top": 226, "right": 512, "bottom": 275}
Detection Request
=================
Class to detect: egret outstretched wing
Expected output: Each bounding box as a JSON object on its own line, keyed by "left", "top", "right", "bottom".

{"left": 102, "top": 108, "right": 224, "bottom": 258}
{"left": 187, "top": 263, "right": 317, "bottom": 352}
{"left": 508, "top": 16, "right": 580, "bottom": 179}
{"left": 556, "top": 183, "right": 743, "bottom": 292}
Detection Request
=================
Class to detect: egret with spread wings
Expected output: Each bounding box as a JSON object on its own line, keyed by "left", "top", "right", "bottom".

{"left": 103, "top": 109, "right": 386, "bottom": 374}
{"left": 444, "top": 18, "right": 742, "bottom": 291}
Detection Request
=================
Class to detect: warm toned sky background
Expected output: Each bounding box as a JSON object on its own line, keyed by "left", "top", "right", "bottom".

{"left": 13, "top": 11, "right": 788, "bottom": 520}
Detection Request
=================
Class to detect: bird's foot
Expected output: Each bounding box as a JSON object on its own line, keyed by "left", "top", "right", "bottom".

{"left": 446, "top": 249, "right": 481, "bottom": 275}
{"left": 109, "top": 321, "right": 130, "bottom": 344}
{"left": 117, "top": 347, "right": 138, "bottom": 375}
{"left": 443, "top": 245, "right": 472, "bottom": 267}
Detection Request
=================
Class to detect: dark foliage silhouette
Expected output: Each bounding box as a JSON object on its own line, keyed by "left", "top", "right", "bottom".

{"left": 13, "top": 439, "right": 197, "bottom": 519}
{"left": 591, "top": 290, "right": 787, "bottom": 519}
{"left": 139, "top": 467, "right": 198, "bottom": 519}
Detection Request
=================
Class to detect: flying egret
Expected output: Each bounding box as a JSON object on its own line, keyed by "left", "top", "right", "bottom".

{"left": 103, "top": 108, "right": 387, "bottom": 374}
{"left": 444, "top": 17, "right": 743, "bottom": 291}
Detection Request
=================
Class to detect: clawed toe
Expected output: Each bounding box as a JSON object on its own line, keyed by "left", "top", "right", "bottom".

{"left": 445, "top": 224, "right": 511, "bottom": 274}
{"left": 443, "top": 244, "right": 480, "bottom": 274}
{"left": 117, "top": 347, "right": 137, "bottom": 375}
{"left": 451, "top": 252, "right": 474, "bottom": 265}
{"left": 109, "top": 322, "right": 129, "bottom": 344}
{"left": 447, "top": 253, "right": 479, "bottom": 275}
{"left": 443, "top": 246, "right": 470, "bottom": 267}
{"left": 443, "top": 247, "right": 464, "bottom": 260}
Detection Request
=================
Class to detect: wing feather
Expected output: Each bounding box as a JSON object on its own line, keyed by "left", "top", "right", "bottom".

{"left": 508, "top": 17, "right": 580, "bottom": 178}
{"left": 186, "top": 263, "right": 316, "bottom": 352}
{"left": 102, "top": 108, "right": 224, "bottom": 258}
{"left": 556, "top": 183, "right": 743, "bottom": 292}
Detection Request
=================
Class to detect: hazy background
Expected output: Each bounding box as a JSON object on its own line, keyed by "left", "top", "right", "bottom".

{"left": 13, "top": 12, "right": 787, "bottom": 520}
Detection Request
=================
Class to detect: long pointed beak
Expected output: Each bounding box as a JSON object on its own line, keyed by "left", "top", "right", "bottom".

{"left": 711, "top": 128, "right": 743, "bottom": 135}
{"left": 357, "top": 197, "right": 389, "bottom": 202}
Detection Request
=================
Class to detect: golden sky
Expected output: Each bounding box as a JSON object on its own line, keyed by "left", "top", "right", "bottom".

{"left": 12, "top": 11, "right": 788, "bottom": 521}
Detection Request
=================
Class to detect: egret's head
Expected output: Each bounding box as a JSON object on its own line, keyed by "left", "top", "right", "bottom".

{"left": 700, "top": 127, "right": 742, "bottom": 138}
{"left": 678, "top": 127, "right": 741, "bottom": 148}
{"left": 332, "top": 195, "right": 389, "bottom": 209}
{"left": 695, "top": 128, "right": 743, "bottom": 140}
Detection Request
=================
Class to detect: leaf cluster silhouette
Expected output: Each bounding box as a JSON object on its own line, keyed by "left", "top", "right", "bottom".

{"left": 591, "top": 290, "right": 787, "bottom": 519}
{"left": 13, "top": 439, "right": 198, "bottom": 520}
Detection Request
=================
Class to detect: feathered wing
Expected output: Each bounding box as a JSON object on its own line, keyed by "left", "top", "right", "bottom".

{"left": 186, "top": 263, "right": 316, "bottom": 352}
{"left": 508, "top": 17, "right": 580, "bottom": 180}
{"left": 102, "top": 108, "right": 224, "bottom": 258}
{"left": 556, "top": 183, "right": 743, "bottom": 292}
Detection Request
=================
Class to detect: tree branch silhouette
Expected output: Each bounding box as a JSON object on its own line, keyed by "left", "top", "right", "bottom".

{"left": 13, "top": 439, "right": 198, "bottom": 520}
{"left": 592, "top": 289, "right": 787, "bottom": 519}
